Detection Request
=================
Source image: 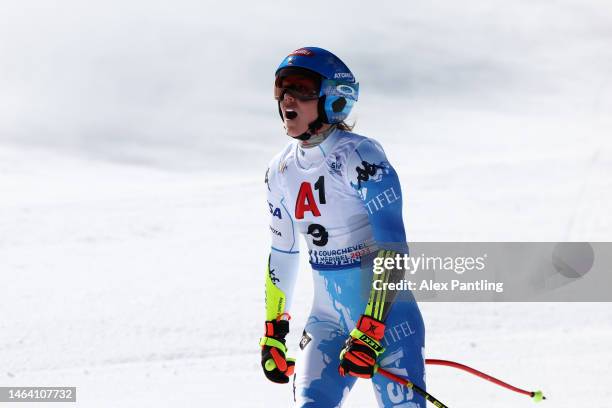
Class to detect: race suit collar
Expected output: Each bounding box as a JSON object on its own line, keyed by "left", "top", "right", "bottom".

{"left": 296, "top": 126, "right": 338, "bottom": 168}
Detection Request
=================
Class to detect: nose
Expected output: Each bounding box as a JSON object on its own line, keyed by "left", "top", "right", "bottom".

{"left": 281, "top": 92, "right": 297, "bottom": 111}
{"left": 281, "top": 90, "right": 296, "bottom": 103}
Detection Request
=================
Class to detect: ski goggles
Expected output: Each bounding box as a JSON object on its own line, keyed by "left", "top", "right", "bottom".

{"left": 274, "top": 74, "right": 320, "bottom": 101}
{"left": 274, "top": 68, "right": 360, "bottom": 102}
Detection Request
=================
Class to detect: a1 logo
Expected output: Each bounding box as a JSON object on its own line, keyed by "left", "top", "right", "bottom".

{"left": 295, "top": 176, "right": 326, "bottom": 219}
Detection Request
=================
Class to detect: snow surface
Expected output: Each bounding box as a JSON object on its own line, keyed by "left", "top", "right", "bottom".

{"left": 1, "top": 1, "right": 612, "bottom": 407}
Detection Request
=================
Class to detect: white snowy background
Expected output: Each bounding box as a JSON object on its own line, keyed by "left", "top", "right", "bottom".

{"left": 1, "top": 0, "right": 611, "bottom": 407}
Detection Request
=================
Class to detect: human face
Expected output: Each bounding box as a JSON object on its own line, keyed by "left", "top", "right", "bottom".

{"left": 276, "top": 75, "right": 321, "bottom": 137}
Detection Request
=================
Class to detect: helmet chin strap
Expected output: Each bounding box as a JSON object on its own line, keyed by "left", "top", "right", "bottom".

{"left": 296, "top": 116, "right": 324, "bottom": 141}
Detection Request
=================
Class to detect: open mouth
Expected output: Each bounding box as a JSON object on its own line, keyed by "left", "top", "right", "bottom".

{"left": 285, "top": 109, "right": 298, "bottom": 120}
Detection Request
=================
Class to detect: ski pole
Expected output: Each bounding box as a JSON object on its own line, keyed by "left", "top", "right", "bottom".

{"left": 425, "top": 359, "right": 546, "bottom": 402}
{"left": 375, "top": 366, "right": 449, "bottom": 408}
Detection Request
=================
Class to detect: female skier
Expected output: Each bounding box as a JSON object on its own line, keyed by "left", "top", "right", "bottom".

{"left": 260, "top": 47, "right": 426, "bottom": 408}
